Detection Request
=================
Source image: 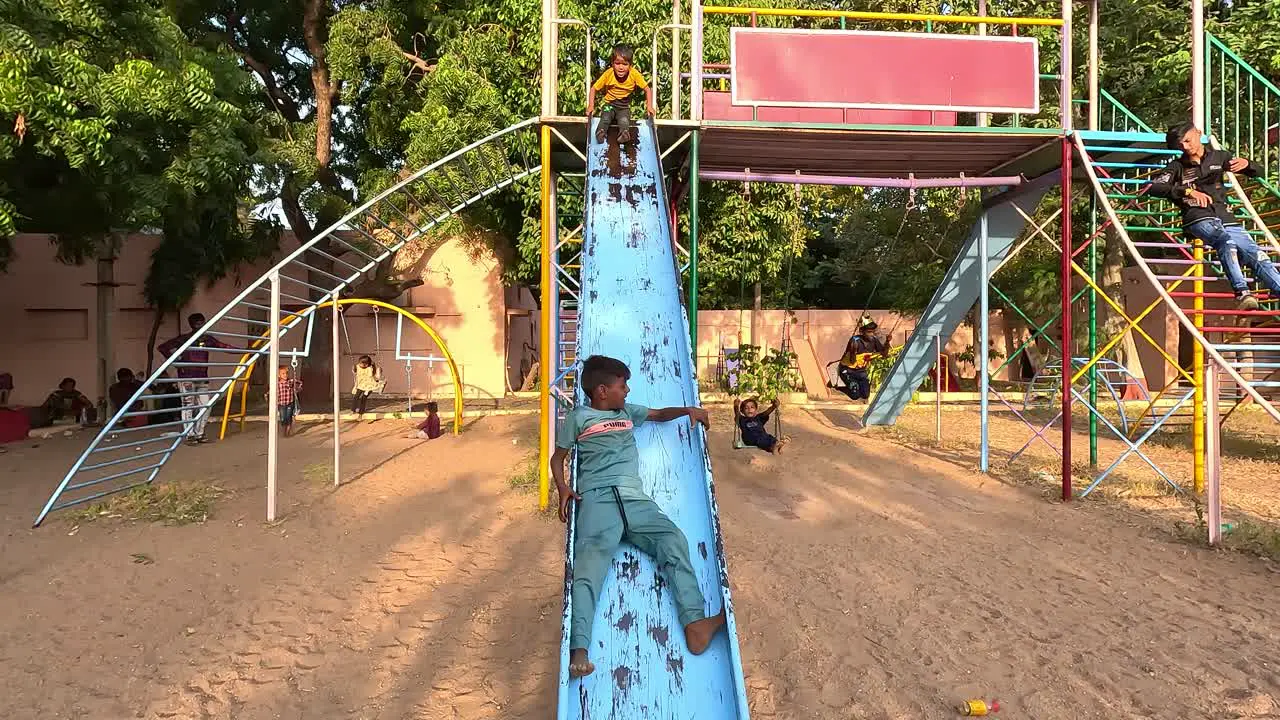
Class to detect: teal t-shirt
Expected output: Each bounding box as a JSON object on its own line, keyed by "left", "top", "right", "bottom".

{"left": 557, "top": 402, "right": 650, "bottom": 492}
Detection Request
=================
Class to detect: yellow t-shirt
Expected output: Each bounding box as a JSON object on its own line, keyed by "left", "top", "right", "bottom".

{"left": 594, "top": 67, "right": 648, "bottom": 105}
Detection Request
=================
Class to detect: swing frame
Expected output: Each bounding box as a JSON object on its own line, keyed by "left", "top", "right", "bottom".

{"left": 218, "top": 298, "right": 464, "bottom": 438}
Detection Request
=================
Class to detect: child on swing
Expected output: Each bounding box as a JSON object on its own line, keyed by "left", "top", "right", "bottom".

{"left": 586, "top": 44, "right": 656, "bottom": 145}
{"left": 551, "top": 355, "right": 726, "bottom": 679}
{"left": 734, "top": 397, "right": 785, "bottom": 454}
{"left": 272, "top": 365, "right": 302, "bottom": 438}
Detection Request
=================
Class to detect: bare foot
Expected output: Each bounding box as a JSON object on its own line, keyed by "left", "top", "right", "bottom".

{"left": 569, "top": 648, "right": 595, "bottom": 678}
{"left": 684, "top": 610, "right": 727, "bottom": 655}
{"left": 772, "top": 438, "right": 789, "bottom": 455}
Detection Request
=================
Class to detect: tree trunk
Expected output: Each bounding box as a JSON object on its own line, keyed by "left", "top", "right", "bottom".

{"left": 1100, "top": 231, "right": 1146, "bottom": 382}
{"left": 145, "top": 308, "right": 166, "bottom": 377}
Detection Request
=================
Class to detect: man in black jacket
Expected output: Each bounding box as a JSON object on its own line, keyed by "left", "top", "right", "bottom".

{"left": 1148, "top": 122, "right": 1280, "bottom": 311}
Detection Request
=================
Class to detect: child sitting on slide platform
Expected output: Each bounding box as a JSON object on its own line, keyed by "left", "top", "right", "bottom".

{"left": 551, "top": 355, "right": 726, "bottom": 679}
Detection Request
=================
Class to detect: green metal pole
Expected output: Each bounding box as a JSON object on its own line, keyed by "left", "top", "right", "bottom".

{"left": 689, "top": 130, "right": 700, "bottom": 350}
{"left": 1088, "top": 195, "right": 1099, "bottom": 467}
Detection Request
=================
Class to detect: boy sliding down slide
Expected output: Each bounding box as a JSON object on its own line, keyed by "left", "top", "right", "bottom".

{"left": 551, "top": 355, "right": 726, "bottom": 679}
{"left": 586, "top": 44, "right": 656, "bottom": 145}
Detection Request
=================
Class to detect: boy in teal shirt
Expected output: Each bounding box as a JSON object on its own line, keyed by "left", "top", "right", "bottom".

{"left": 551, "top": 355, "right": 726, "bottom": 678}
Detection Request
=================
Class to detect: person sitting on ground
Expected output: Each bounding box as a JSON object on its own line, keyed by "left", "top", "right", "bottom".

{"left": 109, "top": 368, "right": 147, "bottom": 427}
{"left": 837, "top": 316, "right": 889, "bottom": 401}
{"left": 270, "top": 365, "right": 302, "bottom": 438}
{"left": 410, "top": 400, "right": 443, "bottom": 440}
{"left": 586, "top": 43, "right": 656, "bottom": 145}
{"left": 551, "top": 354, "right": 726, "bottom": 680}
{"left": 40, "top": 377, "right": 96, "bottom": 425}
{"left": 351, "top": 355, "right": 384, "bottom": 416}
{"left": 1149, "top": 122, "right": 1280, "bottom": 312}
{"left": 108, "top": 368, "right": 142, "bottom": 413}
{"left": 734, "top": 397, "right": 786, "bottom": 455}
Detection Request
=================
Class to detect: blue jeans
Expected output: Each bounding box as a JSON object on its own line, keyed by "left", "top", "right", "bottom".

{"left": 838, "top": 366, "right": 871, "bottom": 400}
{"left": 1185, "top": 218, "right": 1280, "bottom": 296}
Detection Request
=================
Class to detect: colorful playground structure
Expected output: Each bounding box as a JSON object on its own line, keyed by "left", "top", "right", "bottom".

{"left": 32, "top": 0, "right": 1280, "bottom": 716}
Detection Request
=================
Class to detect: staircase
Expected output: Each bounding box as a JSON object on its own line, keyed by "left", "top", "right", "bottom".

{"left": 1075, "top": 130, "right": 1280, "bottom": 431}
{"left": 35, "top": 118, "right": 542, "bottom": 526}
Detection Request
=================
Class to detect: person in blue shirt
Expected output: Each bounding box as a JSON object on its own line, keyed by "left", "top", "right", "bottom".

{"left": 550, "top": 355, "right": 726, "bottom": 679}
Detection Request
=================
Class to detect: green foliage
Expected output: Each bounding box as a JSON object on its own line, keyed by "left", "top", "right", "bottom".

{"left": 864, "top": 346, "right": 904, "bottom": 392}
{"left": 728, "top": 344, "right": 800, "bottom": 402}
{"left": 0, "top": 0, "right": 262, "bottom": 261}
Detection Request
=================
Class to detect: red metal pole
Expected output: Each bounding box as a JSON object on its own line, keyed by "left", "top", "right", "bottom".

{"left": 1060, "top": 136, "right": 1074, "bottom": 502}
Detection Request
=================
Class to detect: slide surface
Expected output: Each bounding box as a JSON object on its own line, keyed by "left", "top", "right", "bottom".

{"left": 556, "top": 119, "right": 750, "bottom": 718}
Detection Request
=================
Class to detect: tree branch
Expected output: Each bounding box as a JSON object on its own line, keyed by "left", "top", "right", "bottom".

{"left": 219, "top": 18, "right": 302, "bottom": 123}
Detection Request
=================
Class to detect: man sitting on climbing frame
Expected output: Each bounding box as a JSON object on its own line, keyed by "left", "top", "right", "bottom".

{"left": 1149, "top": 122, "right": 1280, "bottom": 312}
{"left": 837, "top": 316, "right": 889, "bottom": 401}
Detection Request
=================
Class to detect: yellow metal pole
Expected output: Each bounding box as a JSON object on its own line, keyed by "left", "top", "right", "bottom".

{"left": 701, "top": 5, "right": 1064, "bottom": 26}
{"left": 539, "top": 125, "right": 554, "bottom": 511}
{"left": 1193, "top": 238, "right": 1206, "bottom": 493}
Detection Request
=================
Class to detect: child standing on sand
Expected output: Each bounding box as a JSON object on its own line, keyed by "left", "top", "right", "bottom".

{"left": 586, "top": 44, "right": 656, "bottom": 144}
{"left": 551, "top": 355, "right": 726, "bottom": 679}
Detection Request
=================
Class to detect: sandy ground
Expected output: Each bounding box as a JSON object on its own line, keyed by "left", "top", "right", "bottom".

{"left": 1, "top": 406, "right": 1279, "bottom": 719}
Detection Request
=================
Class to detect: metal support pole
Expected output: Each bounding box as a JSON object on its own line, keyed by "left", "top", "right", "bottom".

{"left": 541, "top": 0, "right": 560, "bottom": 117}
{"left": 1193, "top": 245, "right": 1206, "bottom": 493}
{"left": 979, "top": 211, "right": 991, "bottom": 473}
{"left": 1205, "top": 360, "right": 1221, "bottom": 545}
{"left": 691, "top": 0, "right": 704, "bottom": 121}
{"left": 267, "top": 272, "right": 281, "bottom": 522}
{"left": 672, "top": 0, "right": 682, "bottom": 120}
{"left": 1191, "top": 0, "right": 1205, "bottom": 129}
{"left": 1060, "top": 137, "right": 1074, "bottom": 501}
{"left": 689, "top": 130, "right": 701, "bottom": 350}
{"left": 978, "top": 0, "right": 988, "bottom": 128}
{"left": 1088, "top": 0, "right": 1100, "bottom": 132}
{"left": 935, "top": 335, "right": 943, "bottom": 444}
{"left": 1060, "top": 0, "right": 1073, "bottom": 131}
{"left": 332, "top": 298, "right": 341, "bottom": 486}
{"left": 1088, "top": 195, "right": 1099, "bottom": 467}
{"left": 539, "top": 126, "right": 555, "bottom": 511}
{"left": 1192, "top": 0, "right": 1207, "bottom": 497}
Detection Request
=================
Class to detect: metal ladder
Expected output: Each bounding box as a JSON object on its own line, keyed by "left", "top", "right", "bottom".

{"left": 35, "top": 119, "right": 542, "bottom": 526}
{"left": 1076, "top": 130, "right": 1280, "bottom": 431}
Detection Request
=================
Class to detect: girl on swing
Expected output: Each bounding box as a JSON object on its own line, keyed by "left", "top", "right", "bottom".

{"left": 733, "top": 397, "right": 786, "bottom": 454}
{"left": 351, "top": 355, "right": 385, "bottom": 416}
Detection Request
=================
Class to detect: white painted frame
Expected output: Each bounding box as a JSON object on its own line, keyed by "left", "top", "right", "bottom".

{"left": 729, "top": 27, "right": 1041, "bottom": 115}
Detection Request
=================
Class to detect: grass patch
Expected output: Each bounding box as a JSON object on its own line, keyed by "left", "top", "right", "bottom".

{"left": 508, "top": 455, "right": 538, "bottom": 491}
{"left": 1174, "top": 500, "right": 1280, "bottom": 562}
{"left": 302, "top": 463, "right": 333, "bottom": 484}
{"left": 69, "top": 483, "right": 224, "bottom": 526}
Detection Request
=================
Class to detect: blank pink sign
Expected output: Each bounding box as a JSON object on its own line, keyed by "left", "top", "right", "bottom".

{"left": 730, "top": 28, "right": 1040, "bottom": 113}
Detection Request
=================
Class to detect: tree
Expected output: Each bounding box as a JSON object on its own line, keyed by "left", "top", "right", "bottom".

{"left": 0, "top": 0, "right": 271, "bottom": 401}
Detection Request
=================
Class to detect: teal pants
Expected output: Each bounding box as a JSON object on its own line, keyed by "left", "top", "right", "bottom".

{"left": 571, "top": 485, "right": 707, "bottom": 651}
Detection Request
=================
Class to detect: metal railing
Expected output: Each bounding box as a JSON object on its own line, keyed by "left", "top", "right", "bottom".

{"left": 1206, "top": 32, "right": 1280, "bottom": 186}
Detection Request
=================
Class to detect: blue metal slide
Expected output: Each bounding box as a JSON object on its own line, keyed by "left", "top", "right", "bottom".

{"left": 862, "top": 184, "right": 1053, "bottom": 426}
{"left": 556, "top": 119, "right": 750, "bottom": 718}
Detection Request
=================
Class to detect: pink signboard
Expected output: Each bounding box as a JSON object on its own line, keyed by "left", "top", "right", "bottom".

{"left": 730, "top": 28, "right": 1040, "bottom": 114}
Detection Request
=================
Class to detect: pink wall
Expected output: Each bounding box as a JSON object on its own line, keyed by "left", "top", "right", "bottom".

{"left": 695, "top": 308, "right": 1027, "bottom": 389}
{"left": 0, "top": 233, "right": 525, "bottom": 407}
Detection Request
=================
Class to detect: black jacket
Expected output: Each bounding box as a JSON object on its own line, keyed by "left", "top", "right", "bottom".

{"left": 1147, "top": 148, "right": 1259, "bottom": 228}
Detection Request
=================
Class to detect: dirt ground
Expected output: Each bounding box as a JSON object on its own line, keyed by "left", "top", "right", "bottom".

{"left": 1, "top": 405, "right": 1278, "bottom": 719}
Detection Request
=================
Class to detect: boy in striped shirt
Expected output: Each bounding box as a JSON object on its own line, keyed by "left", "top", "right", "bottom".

{"left": 550, "top": 355, "right": 725, "bottom": 679}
